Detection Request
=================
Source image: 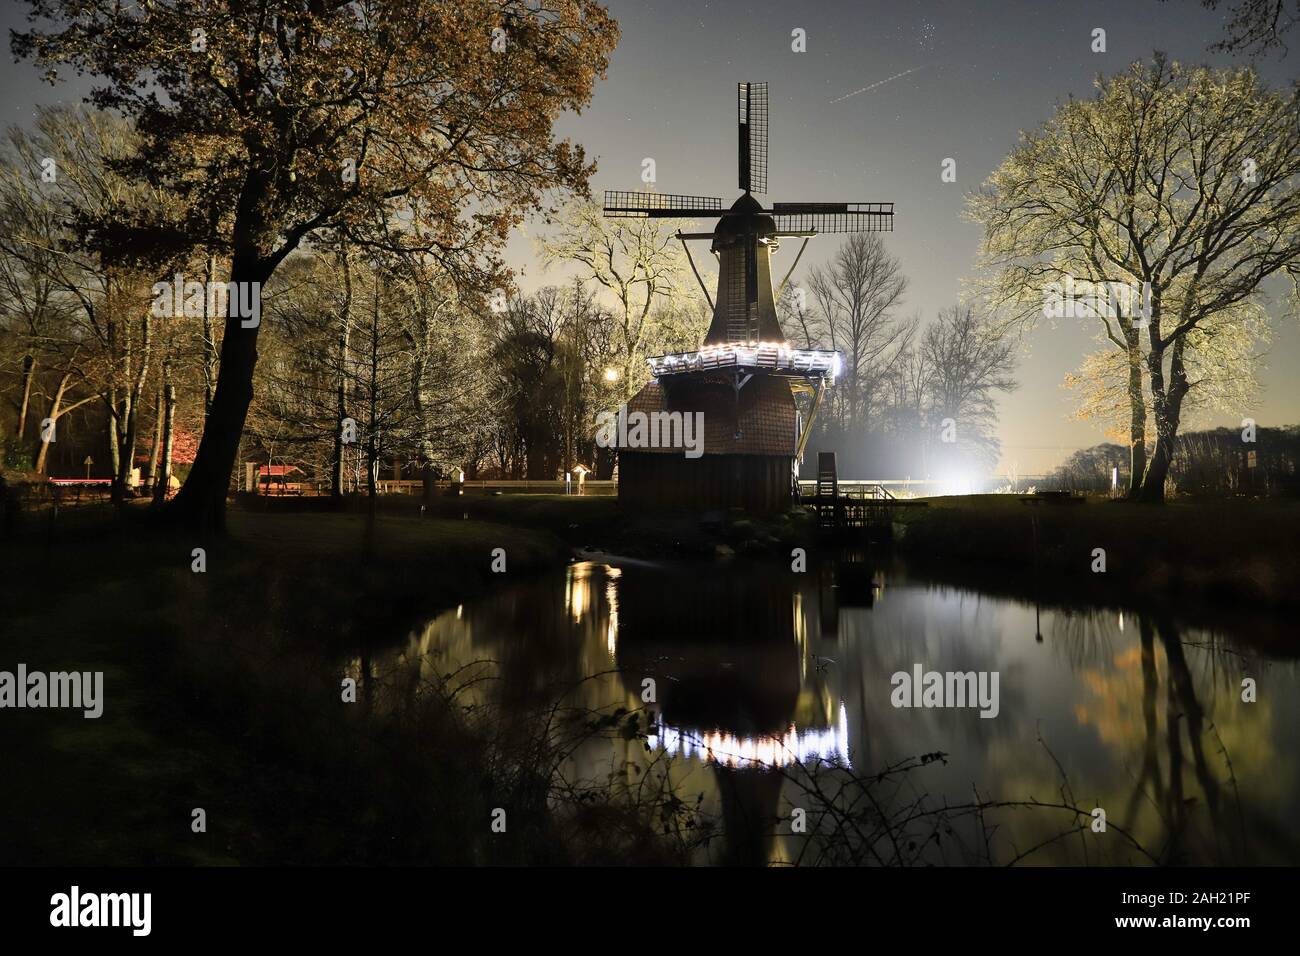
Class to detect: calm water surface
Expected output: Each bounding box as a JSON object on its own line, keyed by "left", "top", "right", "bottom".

{"left": 346, "top": 558, "right": 1300, "bottom": 865}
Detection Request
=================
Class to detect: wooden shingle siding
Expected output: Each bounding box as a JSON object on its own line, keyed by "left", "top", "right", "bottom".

{"left": 621, "top": 376, "right": 797, "bottom": 457}
{"left": 615, "top": 373, "right": 799, "bottom": 514}
{"left": 619, "top": 450, "right": 793, "bottom": 514}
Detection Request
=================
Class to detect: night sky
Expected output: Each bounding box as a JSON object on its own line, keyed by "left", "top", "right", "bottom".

{"left": 4, "top": 0, "right": 1298, "bottom": 473}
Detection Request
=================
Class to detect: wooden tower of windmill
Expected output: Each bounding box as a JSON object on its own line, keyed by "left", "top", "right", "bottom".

{"left": 605, "top": 82, "right": 894, "bottom": 514}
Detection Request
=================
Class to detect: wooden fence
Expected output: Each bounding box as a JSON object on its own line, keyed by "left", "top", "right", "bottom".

{"left": 267, "top": 479, "right": 619, "bottom": 497}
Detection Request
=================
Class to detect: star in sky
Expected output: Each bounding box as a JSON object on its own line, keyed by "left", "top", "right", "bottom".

{"left": 919, "top": 20, "right": 936, "bottom": 51}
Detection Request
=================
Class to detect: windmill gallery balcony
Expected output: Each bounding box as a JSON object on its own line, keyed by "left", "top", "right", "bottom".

{"left": 647, "top": 343, "right": 842, "bottom": 380}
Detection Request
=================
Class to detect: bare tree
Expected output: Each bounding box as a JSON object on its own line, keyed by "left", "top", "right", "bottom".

{"left": 806, "top": 233, "right": 909, "bottom": 431}
{"left": 922, "top": 306, "right": 1018, "bottom": 470}
{"left": 0, "top": 106, "right": 185, "bottom": 495}
{"left": 776, "top": 281, "right": 820, "bottom": 351}
{"left": 539, "top": 199, "right": 703, "bottom": 400}
{"left": 1182, "top": 0, "right": 1299, "bottom": 56}
{"left": 970, "top": 55, "right": 1300, "bottom": 501}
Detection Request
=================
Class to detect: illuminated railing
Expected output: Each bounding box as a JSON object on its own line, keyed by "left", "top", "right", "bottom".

{"left": 648, "top": 343, "right": 841, "bottom": 380}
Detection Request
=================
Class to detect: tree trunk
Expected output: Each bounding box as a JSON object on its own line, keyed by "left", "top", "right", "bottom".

{"left": 422, "top": 459, "right": 436, "bottom": 507}
{"left": 170, "top": 250, "right": 269, "bottom": 532}
{"left": 1123, "top": 323, "right": 1146, "bottom": 499}
{"left": 202, "top": 252, "right": 219, "bottom": 420}
{"left": 1139, "top": 429, "right": 1176, "bottom": 502}
{"left": 332, "top": 250, "right": 352, "bottom": 499}
{"left": 154, "top": 381, "right": 176, "bottom": 506}
{"left": 366, "top": 432, "right": 378, "bottom": 518}
{"left": 16, "top": 354, "right": 35, "bottom": 439}
{"left": 112, "top": 393, "right": 134, "bottom": 504}
{"left": 113, "top": 312, "right": 152, "bottom": 505}
{"left": 34, "top": 372, "right": 71, "bottom": 475}
{"left": 145, "top": 387, "right": 164, "bottom": 494}
{"left": 366, "top": 277, "right": 379, "bottom": 522}
{"left": 107, "top": 390, "right": 120, "bottom": 482}
{"left": 1138, "top": 337, "right": 1188, "bottom": 503}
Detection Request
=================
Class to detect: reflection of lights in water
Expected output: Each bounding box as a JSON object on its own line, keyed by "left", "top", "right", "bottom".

{"left": 606, "top": 608, "right": 619, "bottom": 657}
{"left": 603, "top": 566, "right": 621, "bottom": 656}
{"left": 566, "top": 565, "right": 592, "bottom": 622}
{"left": 648, "top": 703, "right": 851, "bottom": 769}
{"left": 456, "top": 605, "right": 463, "bottom": 620}
{"left": 792, "top": 591, "right": 807, "bottom": 679}
{"left": 1118, "top": 611, "right": 1124, "bottom": 633}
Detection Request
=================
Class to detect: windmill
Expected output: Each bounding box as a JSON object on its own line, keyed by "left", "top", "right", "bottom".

{"left": 604, "top": 82, "right": 894, "bottom": 350}
{"left": 604, "top": 82, "right": 896, "bottom": 513}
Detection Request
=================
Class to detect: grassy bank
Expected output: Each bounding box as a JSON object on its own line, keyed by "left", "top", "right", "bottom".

{"left": 892, "top": 495, "right": 1300, "bottom": 611}
{"left": 424, "top": 492, "right": 816, "bottom": 557}
{"left": 232, "top": 492, "right": 1300, "bottom": 611}
{"left": 2, "top": 509, "right": 685, "bottom": 865}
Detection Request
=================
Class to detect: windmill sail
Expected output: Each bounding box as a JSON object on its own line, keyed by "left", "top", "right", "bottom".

{"left": 771, "top": 202, "right": 894, "bottom": 233}
{"left": 600, "top": 82, "right": 895, "bottom": 348}
{"left": 738, "top": 82, "right": 768, "bottom": 194}
{"left": 603, "top": 191, "right": 724, "bottom": 217}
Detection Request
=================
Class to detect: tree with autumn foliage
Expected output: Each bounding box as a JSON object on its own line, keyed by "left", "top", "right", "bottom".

{"left": 0, "top": 105, "right": 191, "bottom": 494}
{"left": 14, "top": 0, "right": 618, "bottom": 530}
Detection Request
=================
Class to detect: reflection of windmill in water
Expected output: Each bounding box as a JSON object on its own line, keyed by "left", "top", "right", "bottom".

{"left": 605, "top": 82, "right": 894, "bottom": 514}
{"left": 612, "top": 565, "right": 848, "bottom": 864}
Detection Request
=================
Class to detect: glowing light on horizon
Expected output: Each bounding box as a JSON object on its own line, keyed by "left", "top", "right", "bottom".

{"left": 935, "top": 469, "right": 984, "bottom": 497}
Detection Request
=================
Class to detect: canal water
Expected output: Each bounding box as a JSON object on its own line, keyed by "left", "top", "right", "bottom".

{"left": 348, "top": 557, "right": 1300, "bottom": 866}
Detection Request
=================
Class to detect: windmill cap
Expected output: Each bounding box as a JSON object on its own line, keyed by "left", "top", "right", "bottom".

{"left": 713, "top": 193, "right": 775, "bottom": 242}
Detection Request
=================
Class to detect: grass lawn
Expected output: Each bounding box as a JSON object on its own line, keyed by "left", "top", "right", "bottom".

{"left": 0, "top": 509, "right": 571, "bottom": 865}
{"left": 895, "top": 494, "right": 1300, "bottom": 610}
{"left": 423, "top": 492, "right": 620, "bottom": 540}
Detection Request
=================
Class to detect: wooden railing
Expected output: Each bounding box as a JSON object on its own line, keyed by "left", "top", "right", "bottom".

{"left": 288, "top": 479, "right": 618, "bottom": 496}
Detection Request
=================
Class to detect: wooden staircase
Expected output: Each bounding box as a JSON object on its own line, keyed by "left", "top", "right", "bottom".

{"left": 815, "top": 452, "right": 839, "bottom": 529}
